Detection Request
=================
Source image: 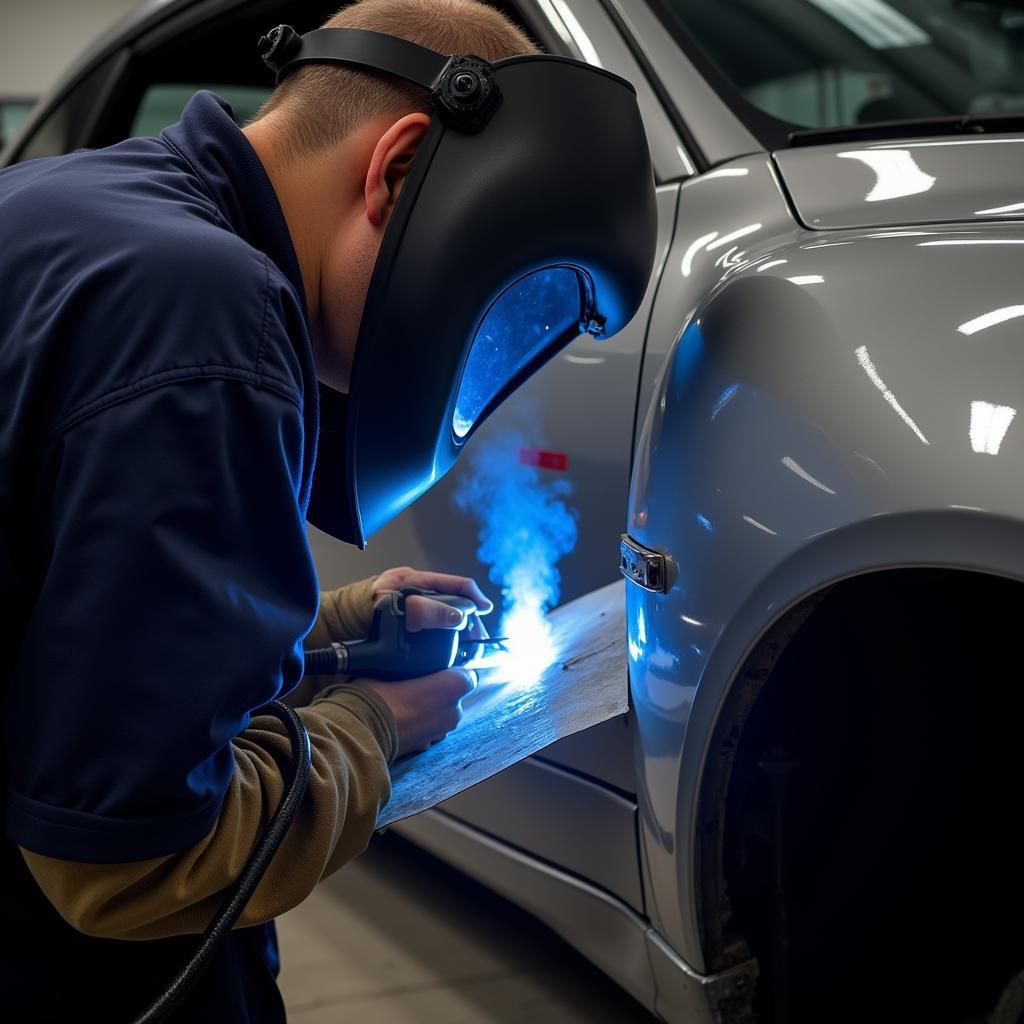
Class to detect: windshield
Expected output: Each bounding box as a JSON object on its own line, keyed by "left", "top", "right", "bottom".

{"left": 652, "top": 0, "right": 1024, "bottom": 144}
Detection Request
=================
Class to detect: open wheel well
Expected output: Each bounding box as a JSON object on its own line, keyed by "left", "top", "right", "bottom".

{"left": 698, "top": 569, "right": 1024, "bottom": 1023}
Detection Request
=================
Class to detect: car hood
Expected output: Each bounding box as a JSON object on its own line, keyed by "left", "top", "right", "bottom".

{"left": 773, "top": 134, "right": 1024, "bottom": 230}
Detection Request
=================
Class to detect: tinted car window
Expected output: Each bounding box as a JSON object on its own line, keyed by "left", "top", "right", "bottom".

{"left": 132, "top": 84, "right": 271, "bottom": 136}
{"left": 653, "top": 0, "right": 1024, "bottom": 133}
{"left": 0, "top": 100, "right": 36, "bottom": 149}
{"left": 12, "top": 53, "right": 121, "bottom": 163}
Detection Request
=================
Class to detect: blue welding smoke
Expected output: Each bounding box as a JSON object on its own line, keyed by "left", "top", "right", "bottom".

{"left": 453, "top": 431, "right": 578, "bottom": 687}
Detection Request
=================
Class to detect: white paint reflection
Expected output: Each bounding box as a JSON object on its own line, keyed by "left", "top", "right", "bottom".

{"left": 680, "top": 614, "right": 706, "bottom": 627}
{"left": 782, "top": 456, "right": 837, "bottom": 495}
{"left": 701, "top": 168, "right": 750, "bottom": 180}
{"left": 838, "top": 149, "right": 935, "bottom": 202}
{"left": 550, "top": 0, "right": 602, "bottom": 66}
{"left": 534, "top": 0, "right": 574, "bottom": 49}
{"left": 958, "top": 306, "right": 1024, "bottom": 336}
{"left": 854, "top": 345, "right": 930, "bottom": 444}
{"left": 562, "top": 353, "right": 606, "bottom": 364}
{"left": 975, "top": 201, "right": 1024, "bottom": 216}
{"left": 682, "top": 224, "right": 762, "bottom": 276}
{"left": 681, "top": 231, "right": 718, "bottom": 277}
{"left": 757, "top": 259, "right": 788, "bottom": 273}
{"left": 920, "top": 239, "right": 1024, "bottom": 247}
{"left": 787, "top": 275, "right": 825, "bottom": 285}
{"left": 970, "top": 401, "right": 1016, "bottom": 455}
{"left": 707, "top": 223, "right": 762, "bottom": 251}
{"left": 675, "top": 145, "right": 697, "bottom": 177}
{"left": 743, "top": 515, "right": 778, "bottom": 536}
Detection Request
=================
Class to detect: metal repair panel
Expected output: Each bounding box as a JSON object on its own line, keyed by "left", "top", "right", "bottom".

{"left": 440, "top": 757, "right": 644, "bottom": 912}
{"left": 379, "top": 581, "right": 627, "bottom": 826}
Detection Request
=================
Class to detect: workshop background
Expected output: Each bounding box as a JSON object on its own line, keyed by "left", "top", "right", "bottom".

{"left": 0, "top": 2, "right": 654, "bottom": 1021}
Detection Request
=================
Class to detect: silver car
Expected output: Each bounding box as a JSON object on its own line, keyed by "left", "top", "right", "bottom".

{"left": 7, "top": 1, "right": 1024, "bottom": 1021}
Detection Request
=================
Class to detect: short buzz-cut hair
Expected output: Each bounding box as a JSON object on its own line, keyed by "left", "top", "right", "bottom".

{"left": 255, "top": 0, "right": 540, "bottom": 156}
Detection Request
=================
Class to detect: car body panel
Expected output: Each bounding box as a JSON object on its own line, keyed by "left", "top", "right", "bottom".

{"left": 775, "top": 134, "right": 1024, "bottom": 229}
{"left": 393, "top": 808, "right": 747, "bottom": 1023}
{"left": 603, "top": 0, "right": 760, "bottom": 166}
{"left": 437, "top": 756, "right": 645, "bottom": 912}
{"left": 628, "top": 198, "right": 1024, "bottom": 966}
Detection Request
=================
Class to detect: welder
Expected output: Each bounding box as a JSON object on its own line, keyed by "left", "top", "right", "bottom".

{"left": 0, "top": 0, "right": 657, "bottom": 1020}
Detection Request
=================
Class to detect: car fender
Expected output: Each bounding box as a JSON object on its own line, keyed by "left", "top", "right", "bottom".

{"left": 626, "top": 226, "right": 1024, "bottom": 969}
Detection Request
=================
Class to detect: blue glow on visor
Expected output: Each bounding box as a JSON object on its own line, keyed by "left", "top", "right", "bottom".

{"left": 453, "top": 268, "right": 584, "bottom": 439}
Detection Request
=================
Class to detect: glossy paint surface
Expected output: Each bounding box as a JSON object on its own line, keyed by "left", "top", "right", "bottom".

{"left": 776, "top": 134, "right": 1024, "bottom": 229}
{"left": 628, "top": 149, "right": 1024, "bottom": 969}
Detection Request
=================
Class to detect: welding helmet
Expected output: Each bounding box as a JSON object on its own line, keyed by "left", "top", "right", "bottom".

{"left": 260, "top": 25, "right": 657, "bottom": 547}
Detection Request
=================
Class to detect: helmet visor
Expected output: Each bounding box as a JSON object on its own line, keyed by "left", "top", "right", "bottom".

{"left": 453, "top": 266, "right": 587, "bottom": 441}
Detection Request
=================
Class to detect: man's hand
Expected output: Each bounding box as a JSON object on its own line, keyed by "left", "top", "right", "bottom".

{"left": 359, "top": 669, "right": 476, "bottom": 757}
{"left": 372, "top": 567, "right": 493, "bottom": 632}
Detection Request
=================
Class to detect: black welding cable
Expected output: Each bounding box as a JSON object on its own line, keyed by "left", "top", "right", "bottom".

{"left": 130, "top": 699, "right": 311, "bottom": 1024}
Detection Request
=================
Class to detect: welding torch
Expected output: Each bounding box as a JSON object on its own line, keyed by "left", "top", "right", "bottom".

{"left": 303, "top": 585, "right": 507, "bottom": 681}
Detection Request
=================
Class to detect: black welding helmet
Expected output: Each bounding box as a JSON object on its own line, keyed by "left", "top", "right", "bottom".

{"left": 260, "top": 25, "right": 657, "bottom": 547}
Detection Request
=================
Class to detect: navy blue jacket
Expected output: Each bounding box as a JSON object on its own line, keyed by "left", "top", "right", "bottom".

{"left": 0, "top": 92, "right": 322, "bottom": 1020}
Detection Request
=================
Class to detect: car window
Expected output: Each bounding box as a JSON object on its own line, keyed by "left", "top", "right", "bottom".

{"left": 650, "top": 0, "right": 1024, "bottom": 141}
{"left": 131, "top": 84, "right": 271, "bottom": 137}
{"left": 0, "top": 99, "right": 36, "bottom": 149}
{"left": 10, "top": 53, "right": 121, "bottom": 163}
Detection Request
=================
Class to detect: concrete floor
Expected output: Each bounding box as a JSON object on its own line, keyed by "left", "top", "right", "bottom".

{"left": 276, "top": 830, "right": 659, "bottom": 1023}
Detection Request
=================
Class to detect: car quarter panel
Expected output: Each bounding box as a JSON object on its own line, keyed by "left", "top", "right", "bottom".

{"left": 629, "top": 200, "right": 1024, "bottom": 968}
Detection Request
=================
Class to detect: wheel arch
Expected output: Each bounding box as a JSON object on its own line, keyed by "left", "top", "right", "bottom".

{"left": 690, "top": 550, "right": 1024, "bottom": 1001}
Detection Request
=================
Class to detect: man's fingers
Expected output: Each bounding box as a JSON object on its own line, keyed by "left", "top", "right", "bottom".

{"left": 405, "top": 595, "right": 469, "bottom": 632}
{"left": 465, "top": 617, "right": 489, "bottom": 642}
{"left": 400, "top": 571, "right": 494, "bottom": 614}
{"left": 447, "top": 667, "right": 478, "bottom": 696}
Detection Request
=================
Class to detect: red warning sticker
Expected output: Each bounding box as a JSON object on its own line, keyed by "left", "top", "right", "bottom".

{"left": 519, "top": 447, "right": 569, "bottom": 471}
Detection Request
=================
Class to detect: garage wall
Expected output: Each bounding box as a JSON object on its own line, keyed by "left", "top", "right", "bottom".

{"left": 1, "top": 0, "right": 143, "bottom": 97}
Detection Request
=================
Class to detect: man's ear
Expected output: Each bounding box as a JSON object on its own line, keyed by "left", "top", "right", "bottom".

{"left": 365, "top": 112, "right": 431, "bottom": 228}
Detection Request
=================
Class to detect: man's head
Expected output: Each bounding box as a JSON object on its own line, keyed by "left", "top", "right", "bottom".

{"left": 243, "top": 0, "right": 539, "bottom": 391}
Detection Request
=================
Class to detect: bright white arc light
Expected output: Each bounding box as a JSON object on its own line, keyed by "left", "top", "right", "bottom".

{"left": 838, "top": 150, "right": 936, "bottom": 202}
{"left": 970, "top": 401, "right": 1017, "bottom": 455}
{"left": 494, "top": 601, "right": 557, "bottom": 689}
{"left": 854, "top": 345, "right": 930, "bottom": 445}
{"left": 957, "top": 306, "right": 1024, "bottom": 336}
{"left": 787, "top": 275, "right": 825, "bottom": 285}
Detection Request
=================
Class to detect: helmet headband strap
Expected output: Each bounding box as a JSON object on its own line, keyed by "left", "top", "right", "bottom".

{"left": 259, "top": 26, "right": 503, "bottom": 132}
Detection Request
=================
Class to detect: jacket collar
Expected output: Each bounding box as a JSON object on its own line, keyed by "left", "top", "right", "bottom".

{"left": 162, "top": 91, "right": 308, "bottom": 323}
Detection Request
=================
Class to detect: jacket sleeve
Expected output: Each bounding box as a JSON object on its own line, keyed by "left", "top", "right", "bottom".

{"left": 7, "top": 373, "right": 396, "bottom": 937}
{"left": 20, "top": 683, "right": 398, "bottom": 940}
{"left": 286, "top": 579, "right": 380, "bottom": 707}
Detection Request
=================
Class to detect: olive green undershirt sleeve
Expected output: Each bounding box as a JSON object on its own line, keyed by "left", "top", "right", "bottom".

{"left": 21, "top": 675, "right": 399, "bottom": 941}
{"left": 286, "top": 577, "right": 379, "bottom": 707}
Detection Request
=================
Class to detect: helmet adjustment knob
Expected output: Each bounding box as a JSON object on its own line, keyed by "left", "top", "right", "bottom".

{"left": 451, "top": 71, "right": 482, "bottom": 101}
{"left": 259, "top": 24, "right": 302, "bottom": 76}
{"left": 433, "top": 55, "right": 502, "bottom": 133}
